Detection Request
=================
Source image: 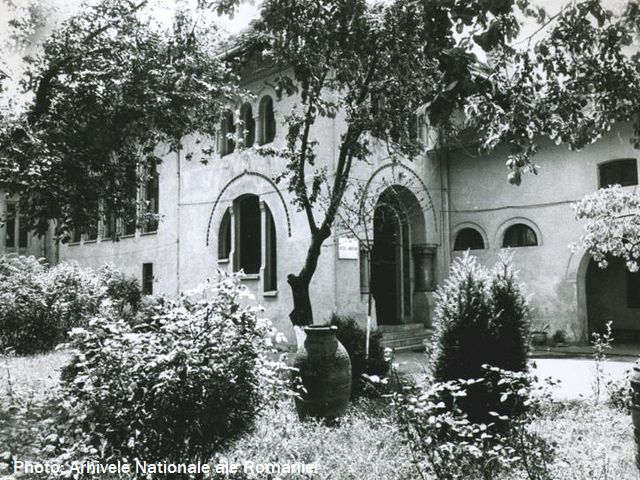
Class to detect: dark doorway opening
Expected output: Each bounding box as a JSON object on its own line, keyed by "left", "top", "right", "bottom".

{"left": 371, "top": 191, "right": 411, "bottom": 325}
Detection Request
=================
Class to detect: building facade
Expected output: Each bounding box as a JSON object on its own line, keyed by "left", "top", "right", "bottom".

{"left": 4, "top": 65, "right": 636, "bottom": 346}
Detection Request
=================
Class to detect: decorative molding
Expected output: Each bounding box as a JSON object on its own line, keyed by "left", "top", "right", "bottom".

{"left": 206, "top": 170, "right": 292, "bottom": 246}
{"left": 360, "top": 161, "right": 437, "bottom": 234}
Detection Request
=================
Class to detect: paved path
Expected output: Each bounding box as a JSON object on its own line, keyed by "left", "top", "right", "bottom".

{"left": 395, "top": 351, "right": 635, "bottom": 400}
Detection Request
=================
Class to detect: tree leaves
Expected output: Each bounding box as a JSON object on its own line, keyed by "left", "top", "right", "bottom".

{"left": 0, "top": 0, "right": 241, "bottom": 239}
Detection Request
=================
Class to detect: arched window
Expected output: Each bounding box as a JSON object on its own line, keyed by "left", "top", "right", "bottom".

{"left": 454, "top": 228, "right": 485, "bottom": 250}
{"left": 240, "top": 103, "right": 255, "bottom": 148}
{"left": 237, "top": 195, "right": 261, "bottom": 274}
{"left": 258, "top": 96, "right": 276, "bottom": 145}
{"left": 218, "top": 195, "right": 278, "bottom": 292}
{"left": 220, "top": 110, "right": 235, "bottom": 156}
{"left": 218, "top": 209, "right": 231, "bottom": 261}
{"left": 502, "top": 224, "right": 538, "bottom": 248}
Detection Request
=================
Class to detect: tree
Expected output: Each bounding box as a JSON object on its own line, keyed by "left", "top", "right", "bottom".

{"left": 245, "top": 0, "right": 553, "bottom": 326}
{"left": 0, "top": 0, "right": 242, "bottom": 241}
{"left": 573, "top": 185, "right": 640, "bottom": 271}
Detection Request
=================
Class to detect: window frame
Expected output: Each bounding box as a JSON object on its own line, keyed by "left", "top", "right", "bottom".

{"left": 4, "top": 202, "right": 29, "bottom": 251}
{"left": 217, "top": 195, "right": 278, "bottom": 294}
{"left": 220, "top": 110, "right": 236, "bottom": 156}
{"left": 502, "top": 223, "right": 538, "bottom": 248}
{"left": 598, "top": 158, "right": 638, "bottom": 189}
{"left": 258, "top": 96, "right": 276, "bottom": 146}
{"left": 453, "top": 227, "right": 486, "bottom": 251}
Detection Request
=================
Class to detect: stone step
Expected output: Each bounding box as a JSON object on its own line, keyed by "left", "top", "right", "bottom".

{"left": 380, "top": 330, "right": 432, "bottom": 340}
{"left": 379, "top": 326, "right": 433, "bottom": 352}
{"left": 377, "top": 323, "right": 428, "bottom": 333}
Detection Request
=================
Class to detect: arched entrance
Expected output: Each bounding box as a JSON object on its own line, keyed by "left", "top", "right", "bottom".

{"left": 371, "top": 185, "right": 433, "bottom": 325}
{"left": 586, "top": 256, "right": 640, "bottom": 342}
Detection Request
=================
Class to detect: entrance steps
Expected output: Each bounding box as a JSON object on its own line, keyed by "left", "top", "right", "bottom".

{"left": 378, "top": 324, "right": 433, "bottom": 352}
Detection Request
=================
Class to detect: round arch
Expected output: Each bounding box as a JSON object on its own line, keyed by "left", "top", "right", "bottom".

{"left": 206, "top": 170, "right": 292, "bottom": 246}
{"left": 494, "top": 217, "right": 543, "bottom": 249}
{"left": 451, "top": 221, "right": 489, "bottom": 251}
{"left": 360, "top": 162, "right": 438, "bottom": 245}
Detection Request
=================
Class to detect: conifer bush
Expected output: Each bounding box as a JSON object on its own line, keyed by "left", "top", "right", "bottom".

{"left": 431, "top": 253, "right": 531, "bottom": 423}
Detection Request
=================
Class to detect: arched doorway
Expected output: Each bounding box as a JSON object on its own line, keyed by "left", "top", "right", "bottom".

{"left": 586, "top": 256, "right": 640, "bottom": 342}
{"left": 371, "top": 185, "right": 431, "bottom": 325}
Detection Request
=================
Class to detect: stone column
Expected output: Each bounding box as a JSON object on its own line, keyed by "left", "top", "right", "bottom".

{"left": 412, "top": 243, "right": 437, "bottom": 327}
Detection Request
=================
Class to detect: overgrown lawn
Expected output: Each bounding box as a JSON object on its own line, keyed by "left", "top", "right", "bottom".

{"left": 1, "top": 352, "right": 638, "bottom": 480}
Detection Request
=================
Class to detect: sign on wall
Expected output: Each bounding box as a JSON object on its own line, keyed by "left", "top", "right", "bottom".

{"left": 338, "top": 237, "right": 359, "bottom": 260}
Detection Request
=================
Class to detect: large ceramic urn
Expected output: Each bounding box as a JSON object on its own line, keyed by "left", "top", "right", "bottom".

{"left": 293, "top": 325, "right": 352, "bottom": 421}
{"left": 631, "top": 360, "right": 640, "bottom": 470}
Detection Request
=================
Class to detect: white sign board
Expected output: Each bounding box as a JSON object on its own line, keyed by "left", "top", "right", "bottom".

{"left": 338, "top": 237, "right": 359, "bottom": 260}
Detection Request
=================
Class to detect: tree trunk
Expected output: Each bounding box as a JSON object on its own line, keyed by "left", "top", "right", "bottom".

{"left": 288, "top": 273, "right": 313, "bottom": 326}
{"left": 287, "top": 226, "right": 331, "bottom": 328}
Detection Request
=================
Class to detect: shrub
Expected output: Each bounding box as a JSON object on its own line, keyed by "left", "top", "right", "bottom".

{"left": 0, "top": 255, "right": 51, "bottom": 354}
{"left": 330, "top": 314, "right": 389, "bottom": 398}
{"left": 431, "top": 253, "right": 531, "bottom": 423}
{"left": 432, "top": 254, "right": 492, "bottom": 384}
{"left": 57, "top": 274, "right": 290, "bottom": 466}
{"left": 488, "top": 257, "right": 530, "bottom": 373}
{"left": 393, "top": 366, "right": 555, "bottom": 480}
{"left": 0, "top": 256, "right": 142, "bottom": 354}
{"left": 606, "top": 370, "right": 632, "bottom": 412}
{"left": 97, "top": 264, "right": 142, "bottom": 320}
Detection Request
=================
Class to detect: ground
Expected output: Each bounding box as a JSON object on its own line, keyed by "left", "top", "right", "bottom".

{"left": 1, "top": 350, "right": 639, "bottom": 479}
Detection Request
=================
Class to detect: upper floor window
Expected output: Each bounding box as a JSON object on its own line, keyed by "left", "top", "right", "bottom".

{"left": 454, "top": 228, "right": 485, "bottom": 250}
{"left": 502, "top": 223, "right": 538, "bottom": 248}
{"left": 240, "top": 103, "right": 255, "bottom": 148}
{"left": 102, "top": 206, "right": 117, "bottom": 240}
{"left": 142, "top": 161, "right": 159, "bottom": 233}
{"left": 220, "top": 110, "right": 235, "bottom": 156}
{"left": 599, "top": 158, "right": 638, "bottom": 188}
{"left": 258, "top": 96, "right": 276, "bottom": 145}
{"left": 71, "top": 227, "right": 83, "bottom": 244}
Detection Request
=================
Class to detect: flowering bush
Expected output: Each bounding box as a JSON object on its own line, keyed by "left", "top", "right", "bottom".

{"left": 573, "top": 185, "right": 640, "bottom": 271}
{"left": 0, "top": 256, "right": 141, "bottom": 354}
{"left": 57, "top": 273, "right": 291, "bottom": 465}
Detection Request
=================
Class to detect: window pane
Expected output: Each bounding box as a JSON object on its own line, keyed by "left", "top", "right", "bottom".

{"left": 264, "top": 206, "right": 277, "bottom": 291}
{"left": 72, "top": 228, "right": 83, "bottom": 243}
{"left": 103, "top": 209, "right": 116, "bottom": 239}
{"left": 5, "top": 204, "right": 15, "bottom": 248}
{"left": 260, "top": 96, "right": 276, "bottom": 145}
{"left": 218, "top": 210, "right": 231, "bottom": 260}
{"left": 599, "top": 159, "right": 638, "bottom": 188}
{"left": 142, "top": 263, "right": 153, "bottom": 295}
{"left": 503, "top": 224, "right": 537, "bottom": 248}
{"left": 241, "top": 104, "right": 255, "bottom": 148}
{"left": 86, "top": 223, "right": 98, "bottom": 241}
{"left": 143, "top": 163, "right": 159, "bottom": 233}
{"left": 453, "top": 228, "right": 484, "bottom": 250}
{"left": 238, "top": 195, "right": 261, "bottom": 274}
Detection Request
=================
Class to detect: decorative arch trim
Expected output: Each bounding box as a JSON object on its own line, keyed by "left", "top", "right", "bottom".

{"left": 206, "top": 170, "right": 291, "bottom": 246}
{"left": 360, "top": 162, "right": 437, "bottom": 239}
{"left": 494, "top": 217, "right": 543, "bottom": 248}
